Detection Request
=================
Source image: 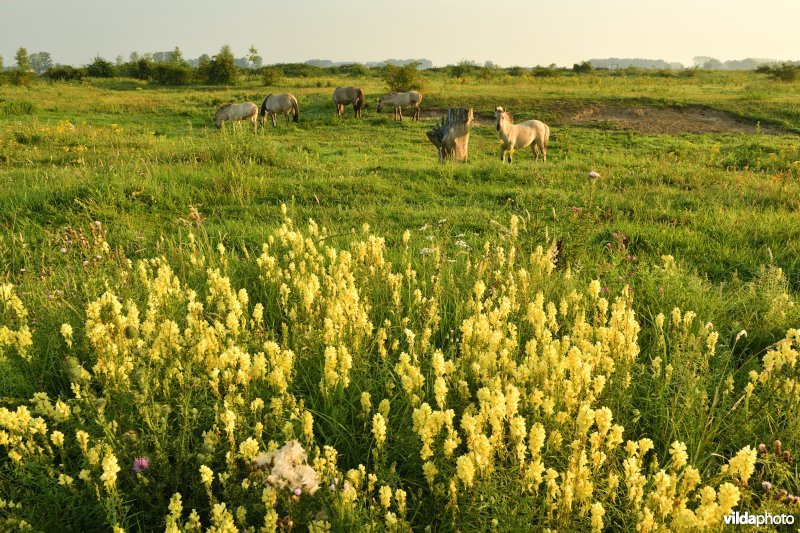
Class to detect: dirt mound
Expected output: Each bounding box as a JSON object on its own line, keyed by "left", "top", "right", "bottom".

{"left": 420, "top": 105, "right": 782, "bottom": 135}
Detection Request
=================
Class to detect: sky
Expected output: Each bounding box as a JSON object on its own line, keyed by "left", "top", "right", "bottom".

{"left": 1, "top": 0, "right": 799, "bottom": 68}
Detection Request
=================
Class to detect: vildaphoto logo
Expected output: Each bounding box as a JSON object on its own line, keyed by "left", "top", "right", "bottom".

{"left": 724, "top": 512, "right": 795, "bottom": 526}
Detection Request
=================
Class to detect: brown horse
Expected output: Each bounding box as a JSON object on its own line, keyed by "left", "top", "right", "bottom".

{"left": 333, "top": 86, "right": 365, "bottom": 118}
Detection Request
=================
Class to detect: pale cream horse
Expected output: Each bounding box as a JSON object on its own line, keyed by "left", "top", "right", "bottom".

{"left": 333, "top": 86, "right": 365, "bottom": 117}
{"left": 260, "top": 93, "right": 299, "bottom": 126}
{"left": 213, "top": 102, "right": 259, "bottom": 132}
{"left": 377, "top": 91, "right": 422, "bottom": 121}
{"left": 494, "top": 106, "right": 550, "bottom": 163}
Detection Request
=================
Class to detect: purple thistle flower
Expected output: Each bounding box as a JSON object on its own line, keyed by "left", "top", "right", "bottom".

{"left": 133, "top": 457, "right": 149, "bottom": 473}
{"left": 293, "top": 488, "right": 302, "bottom": 497}
{"left": 94, "top": 221, "right": 102, "bottom": 227}
{"left": 60, "top": 247, "right": 67, "bottom": 254}
{"left": 762, "top": 481, "right": 773, "bottom": 491}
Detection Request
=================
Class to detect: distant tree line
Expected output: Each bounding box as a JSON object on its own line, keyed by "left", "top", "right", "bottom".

{"left": 3, "top": 46, "right": 800, "bottom": 87}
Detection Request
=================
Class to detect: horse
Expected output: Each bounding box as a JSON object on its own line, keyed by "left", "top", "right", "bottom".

{"left": 494, "top": 106, "right": 550, "bottom": 163}
{"left": 377, "top": 91, "right": 422, "bottom": 121}
{"left": 260, "top": 93, "right": 300, "bottom": 127}
{"left": 213, "top": 102, "right": 259, "bottom": 133}
{"left": 333, "top": 86, "right": 365, "bottom": 118}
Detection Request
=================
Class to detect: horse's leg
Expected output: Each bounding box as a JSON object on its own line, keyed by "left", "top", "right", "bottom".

{"left": 272, "top": 113, "right": 277, "bottom": 127}
{"left": 398, "top": 107, "right": 403, "bottom": 121}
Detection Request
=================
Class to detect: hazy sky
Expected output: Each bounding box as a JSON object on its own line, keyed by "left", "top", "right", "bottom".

{"left": 1, "top": 0, "right": 799, "bottom": 67}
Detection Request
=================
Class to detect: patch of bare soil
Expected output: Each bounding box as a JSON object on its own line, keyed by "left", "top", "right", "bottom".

{"left": 564, "top": 104, "right": 781, "bottom": 135}
{"left": 420, "top": 105, "right": 782, "bottom": 135}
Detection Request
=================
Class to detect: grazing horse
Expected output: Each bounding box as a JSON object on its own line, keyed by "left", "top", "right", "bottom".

{"left": 494, "top": 106, "right": 550, "bottom": 163}
{"left": 259, "top": 93, "right": 300, "bottom": 127}
{"left": 333, "top": 86, "right": 365, "bottom": 118}
{"left": 213, "top": 102, "right": 259, "bottom": 133}
{"left": 377, "top": 91, "right": 422, "bottom": 121}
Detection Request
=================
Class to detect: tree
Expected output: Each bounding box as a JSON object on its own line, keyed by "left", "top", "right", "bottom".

{"left": 30, "top": 52, "right": 53, "bottom": 74}
{"left": 0, "top": 55, "right": 4, "bottom": 70}
{"left": 169, "top": 46, "right": 186, "bottom": 66}
{"left": 129, "top": 52, "right": 140, "bottom": 63}
{"left": 116, "top": 55, "right": 125, "bottom": 67}
{"left": 207, "top": 45, "right": 238, "bottom": 84}
{"left": 248, "top": 45, "right": 263, "bottom": 68}
{"left": 15, "top": 47, "right": 31, "bottom": 71}
{"left": 12, "top": 47, "right": 32, "bottom": 84}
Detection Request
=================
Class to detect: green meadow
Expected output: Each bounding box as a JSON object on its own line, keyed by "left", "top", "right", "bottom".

{"left": 1, "top": 70, "right": 800, "bottom": 531}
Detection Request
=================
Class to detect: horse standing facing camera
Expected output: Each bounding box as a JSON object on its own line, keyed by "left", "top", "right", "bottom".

{"left": 494, "top": 106, "right": 550, "bottom": 163}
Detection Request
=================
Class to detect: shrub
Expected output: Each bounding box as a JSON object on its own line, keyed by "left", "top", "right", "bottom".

{"left": 122, "top": 58, "right": 155, "bottom": 81}
{"left": 151, "top": 63, "right": 192, "bottom": 86}
{"left": 46, "top": 65, "right": 86, "bottom": 82}
{"left": 261, "top": 67, "right": 282, "bottom": 86}
{"left": 572, "top": 60, "right": 593, "bottom": 74}
{"left": 86, "top": 57, "right": 116, "bottom": 78}
{"left": 381, "top": 62, "right": 425, "bottom": 92}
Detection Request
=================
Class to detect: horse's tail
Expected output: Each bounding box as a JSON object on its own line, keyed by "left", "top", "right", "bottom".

{"left": 543, "top": 123, "right": 551, "bottom": 148}
{"left": 356, "top": 88, "right": 364, "bottom": 112}
{"left": 260, "top": 94, "right": 272, "bottom": 118}
{"left": 291, "top": 96, "right": 299, "bottom": 123}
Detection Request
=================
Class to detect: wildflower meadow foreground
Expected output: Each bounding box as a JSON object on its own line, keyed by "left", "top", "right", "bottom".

{"left": 2, "top": 207, "right": 800, "bottom": 531}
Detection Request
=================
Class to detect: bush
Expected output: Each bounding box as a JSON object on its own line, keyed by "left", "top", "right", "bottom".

{"left": 151, "top": 63, "right": 192, "bottom": 86}
{"left": 770, "top": 64, "right": 800, "bottom": 82}
{"left": 335, "top": 63, "right": 369, "bottom": 77}
{"left": 572, "top": 60, "right": 593, "bottom": 74}
{"left": 122, "top": 58, "right": 155, "bottom": 81}
{"left": 86, "top": 57, "right": 116, "bottom": 78}
{"left": 46, "top": 65, "right": 86, "bottom": 82}
{"left": 278, "top": 63, "right": 324, "bottom": 78}
{"left": 261, "top": 67, "right": 282, "bottom": 86}
{"left": 381, "top": 62, "right": 425, "bottom": 92}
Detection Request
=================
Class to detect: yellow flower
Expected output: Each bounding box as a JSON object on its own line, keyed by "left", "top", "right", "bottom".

{"left": 372, "top": 413, "right": 387, "bottom": 447}
{"left": 100, "top": 452, "right": 121, "bottom": 492}
{"left": 60, "top": 323, "right": 73, "bottom": 347}
{"left": 50, "top": 430, "right": 65, "bottom": 447}
{"left": 456, "top": 455, "right": 475, "bottom": 487}
{"left": 728, "top": 446, "right": 757, "bottom": 484}
{"left": 200, "top": 465, "right": 214, "bottom": 487}
{"left": 669, "top": 441, "right": 688, "bottom": 470}
{"left": 379, "top": 485, "right": 393, "bottom": 509}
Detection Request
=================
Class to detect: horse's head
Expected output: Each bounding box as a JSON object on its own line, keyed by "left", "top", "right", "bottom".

{"left": 495, "top": 106, "right": 507, "bottom": 131}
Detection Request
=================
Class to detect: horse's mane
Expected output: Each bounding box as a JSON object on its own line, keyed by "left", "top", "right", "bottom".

{"left": 214, "top": 103, "right": 233, "bottom": 119}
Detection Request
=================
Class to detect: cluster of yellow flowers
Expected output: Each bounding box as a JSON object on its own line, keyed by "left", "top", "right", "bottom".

{"left": 1, "top": 208, "right": 798, "bottom": 530}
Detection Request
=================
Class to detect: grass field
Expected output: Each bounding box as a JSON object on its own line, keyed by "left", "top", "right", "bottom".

{"left": 1, "top": 70, "right": 800, "bottom": 531}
